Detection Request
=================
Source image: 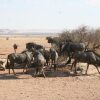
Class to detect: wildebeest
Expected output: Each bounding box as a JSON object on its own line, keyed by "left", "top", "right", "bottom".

{"left": 50, "top": 48, "right": 58, "bottom": 71}
{"left": 71, "top": 51, "right": 100, "bottom": 74}
{"left": 42, "top": 49, "right": 50, "bottom": 66}
{"left": 60, "top": 42, "right": 86, "bottom": 64}
{"left": 6, "top": 50, "right": 33, "bottom": 75}
{"left": 0, "top": 58, "right": 7, "bottom": 71}
{"left": 46, "top": 37, "right": 60, "bottom": 51}
{"left": 46, "top": 37, "right": 58, "bottom": 44}
{"left": 33, "top": 50, "right": 46, "bottom": 78}
{"left": 26, "top": 42, "right": 43, "bottom": 50}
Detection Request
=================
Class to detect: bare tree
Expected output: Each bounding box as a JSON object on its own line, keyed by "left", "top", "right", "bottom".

{"left": 13, "top": 44, "right": 18, "bottom": 53}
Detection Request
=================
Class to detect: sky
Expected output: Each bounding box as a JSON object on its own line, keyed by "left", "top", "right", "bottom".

{"left": 0, "top": 0, "right": 100, "bottom": 32}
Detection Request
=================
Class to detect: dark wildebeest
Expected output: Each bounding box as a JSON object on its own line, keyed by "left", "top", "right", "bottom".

{"left": 71, "top": 51, "right": 100, "bottom": 74}
{"left": 6, "top": 50, "right": 33, "bottom": 75}
{"left": 33, "top": 50, "right": 46, "bottom": 78}
{"left": 50, "top": 48, "right": 58, "bottom": 71}
{"left": 60, "top": 42, "right": 86, "bottom": 65}
{"left": 26, "top": 42, "right": 43, "bottom": 50}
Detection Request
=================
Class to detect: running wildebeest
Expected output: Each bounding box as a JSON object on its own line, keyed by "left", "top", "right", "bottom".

{"left": 50, "top": 48, "right": 58, "bottom": 71}
{"left": 71, "top": 50, "right": 100, "bottom": 74}
{"left": 26, "top": 42, "right": 43, "bottom": 50}
{"left": 33, "top": 50, "right": 46, "bottom": 78}
{"left": 60, "top": 41, "right": 86, "bottom": 65}
{"left": 6, "top": 50, "right": 34, "bottom": 75}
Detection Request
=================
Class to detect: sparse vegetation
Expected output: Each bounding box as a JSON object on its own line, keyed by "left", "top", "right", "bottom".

{"left": 47, "top": 25, "right": 100, "bottom": 53}
{"left": 6, "top": 37, "right": 9, "bottom": 40}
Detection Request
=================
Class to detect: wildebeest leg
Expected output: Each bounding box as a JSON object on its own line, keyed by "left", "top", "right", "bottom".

{"left": 7, "top": 59, "right": 10, "bottom": 74}
{"left": 11, "top": 63, "right": 16, "bottom": 75}
{"left": 48, "top": 60, "right": 50, "bottom": 66}
{"left": 71, "top": 61, "right": 75, "bottom": 71}
{"left": 46, "top": 60, "right": 48, "bottom": 66}
{"left": 37, "top": 68, "right": 40, "bottom": 75}
{"left": 12, "top": 66, "right": 16, "bottom": 75}
{"left": 74, "top": 62, "right": 77, "bottom": 74}
{"left": 33, "top": 71, "right": 36, "bottom": 77}
{"left": 25, "top": 64, "right": 28, "bottom": 73}
{"left": 37, "top": 68, "right": 39, "bottom": 74}
{"left": 46, "top": 59, "right": 49, "bottom": 66}
{"left": 72, "top": 60, "right": 77, "bottom": 74}
{"left": 23, "top": 63, "right": 26, "bottom": 74}
{"left": 23, "top": 63, "right": 29, "bottom": 74}
{"left": 67, "top": 57, "right": 71, "bottom": 64}
{"left": 42, "top": 68, "right": 46, "bottom": 78}
{"left": 54, "top": 64, "right": 57, "bottom": 72}
{"left": 94, "top": 65, "right": 100, "bottom": 74}
{"left": 65, "top": 52, "right": 71, "bottom": 65}
{"left": 33, "top": 68, "right": 38, "bottom": 77}
{"left": 50, "top": 60, "right": 53, "bottom": 68}
{"left": 9, "top": 62, "right": 16, "bottom": 75}
{"left": 53, "top": 60, "right": 56, "bottom": 71}
{"left": 34, "top": 68, "right": 37, "bottom": 77}
{"left": 8, "top": 63, "right": 10, "bottom": 74}
{"left": 85, "top": 63, "right": 89, "bottom": 74}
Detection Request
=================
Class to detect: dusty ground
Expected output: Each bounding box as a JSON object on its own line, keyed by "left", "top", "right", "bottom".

{"left": 0, "top": 36, "right": 100, "bottom": 100}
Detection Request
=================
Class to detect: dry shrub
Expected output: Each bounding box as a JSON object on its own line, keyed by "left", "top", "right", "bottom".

{"left": 58, "top": 25, "right": 100, "bottom": 50}
{"left": 6, "top": 37, "right": 9, "bottom": 40}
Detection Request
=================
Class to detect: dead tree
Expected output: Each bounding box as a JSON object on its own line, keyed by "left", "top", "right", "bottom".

{"left": 13, "top": 44, "right": 18, "bottom": 53}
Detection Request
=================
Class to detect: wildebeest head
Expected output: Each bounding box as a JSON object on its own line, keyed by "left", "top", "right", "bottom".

{"left": 26, "top": 42, "right": 35, "bottom": 50}
{"left": 60, "top": 42, "right": 69, "bottom": 54}
{"left": 46, "top": 37, "right": 54, "bottom": 43}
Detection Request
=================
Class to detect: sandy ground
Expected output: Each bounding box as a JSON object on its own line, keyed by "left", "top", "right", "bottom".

{"left": 0, "top": 36, "right": 100, "bottom": 100}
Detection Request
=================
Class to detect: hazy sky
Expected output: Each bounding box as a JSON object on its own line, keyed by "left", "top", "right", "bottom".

{"left": 0, "top": 0, "right": 100, "bottom": 32}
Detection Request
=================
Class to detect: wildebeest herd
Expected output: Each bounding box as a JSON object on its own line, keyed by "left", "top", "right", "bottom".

{"left": 0, "top": 40, "right": 100, "bottom": 78}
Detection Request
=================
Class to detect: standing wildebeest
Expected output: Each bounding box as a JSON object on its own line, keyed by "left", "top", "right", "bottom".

{"left": 33, "top": 50, "right": 46, "bottom": 78}
{"left": 60, "top": 42, "right": 86, "bottom": 65}
{"left": 71, "top": 51, "right": 100, "bottom": 74}
{"left": 50, "top": 48, "right": 58, "bottom": 71}
{"left": 6, "top": 50, "right": 33, "bottom": 75}
{"left": 26, "top": 42, "right": 43, "bottom": 50}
